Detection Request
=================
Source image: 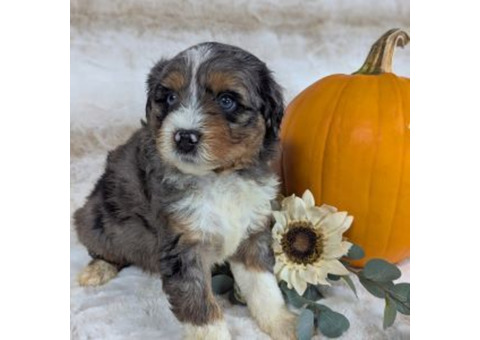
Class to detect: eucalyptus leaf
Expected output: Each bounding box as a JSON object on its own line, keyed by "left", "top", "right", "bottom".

{"left": 303, "top": 284, "right": 324, "bottom": 301}
{"left": 359, "top": 276, "right": 394, "bottom": 298}
{"left": 390, "top": 283, "right": 410, "bottom": 303}
{"left": 317, "top": 305, "right": 350, "bottom": 338}
{"left": 327, "top": 274, "right": 341, "bottom": 281}
{"left": 211, "top": 274, "right": 234, "bottom": 295}
{"left": 280, "top": 281, "right": 309, "bottom": 308}
{"left": 341, "top": 275, "right": 358, "bottom": 298}
{"left": 296, "top": 309, "right": 315, "bottom": 340}
{"left": 383, "top": 294, "right": 397, "bottom": 329}
{"left": 395, "top": 300, "right": 410, "bottom": 315}
{"left": 345, "top": 244, "right": 365, "bottom": 260}
{"left": 363, "top": 259, "right": 402, "bottom": 282}
{"left": 390, "top": 283, "right": 410, "bottom": 315}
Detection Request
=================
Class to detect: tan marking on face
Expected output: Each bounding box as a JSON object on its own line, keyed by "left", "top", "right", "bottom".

{"left": 206, "top": 72, "right": 248, "bottom": 100}
{"left": 162, "top": 71, "right": 187, "bottom": 92}
{"left": 202, "top": 111, "right": 266, "bottom": 172}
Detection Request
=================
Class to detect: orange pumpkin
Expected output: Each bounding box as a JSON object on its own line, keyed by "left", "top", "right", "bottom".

{"left": 280, "top": 29, "right": 410, "bottom": 267}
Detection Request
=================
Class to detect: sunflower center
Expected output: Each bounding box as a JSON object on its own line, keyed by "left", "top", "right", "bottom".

{"left": 280, "top": 221, "right": 323, "bottom": 265}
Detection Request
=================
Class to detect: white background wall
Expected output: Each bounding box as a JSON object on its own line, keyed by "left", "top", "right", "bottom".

{"left": 71, "top": 0, "right": 410, "bottom": 132}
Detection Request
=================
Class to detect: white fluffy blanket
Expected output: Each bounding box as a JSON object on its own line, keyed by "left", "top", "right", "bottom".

{"left": 71, "top": 1, "right": 410, "bottom": 338}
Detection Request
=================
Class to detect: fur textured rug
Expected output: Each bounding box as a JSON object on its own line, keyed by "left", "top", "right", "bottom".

{"left": 71, "top": 1, "right": 410, "bottom": 338}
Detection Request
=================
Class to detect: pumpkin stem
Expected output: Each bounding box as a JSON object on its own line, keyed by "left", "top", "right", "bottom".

{"left": 354, "top": 28, "right": 410, "bottom": 75}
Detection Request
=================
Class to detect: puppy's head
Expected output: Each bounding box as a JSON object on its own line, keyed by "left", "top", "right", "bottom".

{"left": 145, "top": 42, "right": 284, "bottom": 176}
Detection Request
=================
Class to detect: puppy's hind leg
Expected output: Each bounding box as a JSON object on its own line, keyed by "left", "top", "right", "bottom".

{"left": 74, "top": 203, "right": 129, "bottom": 287}
{"left": 77, "top": 258, "right": 123, "bottom": 287}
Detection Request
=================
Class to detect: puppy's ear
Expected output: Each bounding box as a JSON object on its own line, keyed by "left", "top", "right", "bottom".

{"left": 259, "top": 68, "right": 284, "bottom": 156}
{"left": 145, "top": 59, "right": 169, "bottom": 126}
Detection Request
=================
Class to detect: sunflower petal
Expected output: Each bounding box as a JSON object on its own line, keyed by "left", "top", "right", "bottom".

{"left": 316, "top": 274, "right": 331, "bottom": 286}
{"left": 281, "top": 195, "right": 296, "bottom": 211}
{"left": 272, "top": 211, "right": 288, "bottom": 228}
{"left": 289, "top": 196, "right": 308, "bottom": 221}
{"left": 302, "top": 190, "right": 315, "bottom": 208}
{"left": 321, "top": 212, "right": 348, "bottom": 232}
{"left": 290, "top": 269, "right": 308, "bottom": 296}
{"left": 323, "top": 228, "right": 343, "bottom": 242}
{"left": 309, "top": 205, "right": 338, "bottom": 226}
{"left": 308, "top": 208, "right": 328, "bottom": 226}
{"left": 339, "top": 215, "right": 354, "bottom": 232}
{"left": 277, "top": 264, "right": 292, "bottom": 288}
{"left": 312, "top": 263, "right": 330, "bottom": 286}
{"left": 340, "top": 241, "right": 353, "bottom": 255}
{"left": 272, "top": 224, "right": 285, "bottom": 242}
{"left": 301, "top": 265, "right": 319, "bottom": 284}
{"left": 320, "top": 204, "right": 338, "bottom": 214}
{"left": 273, "top": 260, "right": 285, "bottom": 275}
{"left": 275, "top": 253, "right": 287, "bottom": 265}
{"left": 272, "top": 240, "right": 283, "bottom": 254}
{"left": 322, "top": 241, "right": 350, "bottom": 259}
{"left": 324, "top": 259, "right": 349, "bottom": 276}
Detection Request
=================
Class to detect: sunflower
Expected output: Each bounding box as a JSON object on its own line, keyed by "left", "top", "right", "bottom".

{"left": 272, "top": 190, "right": 353, "bottom": 296}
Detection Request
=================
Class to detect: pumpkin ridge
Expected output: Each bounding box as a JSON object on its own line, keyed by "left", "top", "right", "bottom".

{"left": 376, "top": 75, "right": 401, "bottom": 259}
{"left": 360, "top": 76, "right": 382, "bottom": 257}
{"left": 315, "top": 78, "right": 353, "bottom": 205}
{"left": 381, "top": 75, "right": 409, "bottom": 259}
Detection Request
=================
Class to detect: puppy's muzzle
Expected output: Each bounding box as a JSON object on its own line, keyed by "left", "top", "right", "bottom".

{"left": 174, "top": 129, "right": 201, "bottom": 154}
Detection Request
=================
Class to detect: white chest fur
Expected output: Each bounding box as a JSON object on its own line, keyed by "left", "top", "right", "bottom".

{"left": 170, "top": 173, "right": 278, "bottom": 260}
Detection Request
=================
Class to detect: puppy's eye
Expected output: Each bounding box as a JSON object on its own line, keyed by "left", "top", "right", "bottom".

{"left": 217, "top": 93, "right": 237, "bottom": 112}
{"left": 166, "top": 92, "right": 178, "bottom": 106}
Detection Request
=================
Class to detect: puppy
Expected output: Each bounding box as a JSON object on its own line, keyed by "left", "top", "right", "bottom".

{"left": 74, "top": 42, "right": 296, "bottom": 340}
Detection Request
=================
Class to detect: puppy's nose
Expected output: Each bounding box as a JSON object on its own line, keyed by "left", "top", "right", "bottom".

{"left": 174, "top": 129, "right": 201, "bottom": 153}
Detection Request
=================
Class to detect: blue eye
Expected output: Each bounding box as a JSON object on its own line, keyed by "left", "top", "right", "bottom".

{"left": 217, "top": 94, "right": 237, "bottom": 112}
{"left": 166, "top": 92, "right": 178, "bottom": 106}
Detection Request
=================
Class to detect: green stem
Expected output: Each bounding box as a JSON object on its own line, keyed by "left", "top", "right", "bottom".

{"left": 353, "top": 28, "right": 410, "bottom": 75}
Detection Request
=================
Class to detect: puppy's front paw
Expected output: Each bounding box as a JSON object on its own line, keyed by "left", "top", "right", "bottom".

{"left": 258, "top": 307, "right": 297, "bottom": 340}
{"left": 77, "top": 260, "right": 118, "bottom": 286}
{"left": 184, "top": 320, "right": 232, "bottom": 340}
